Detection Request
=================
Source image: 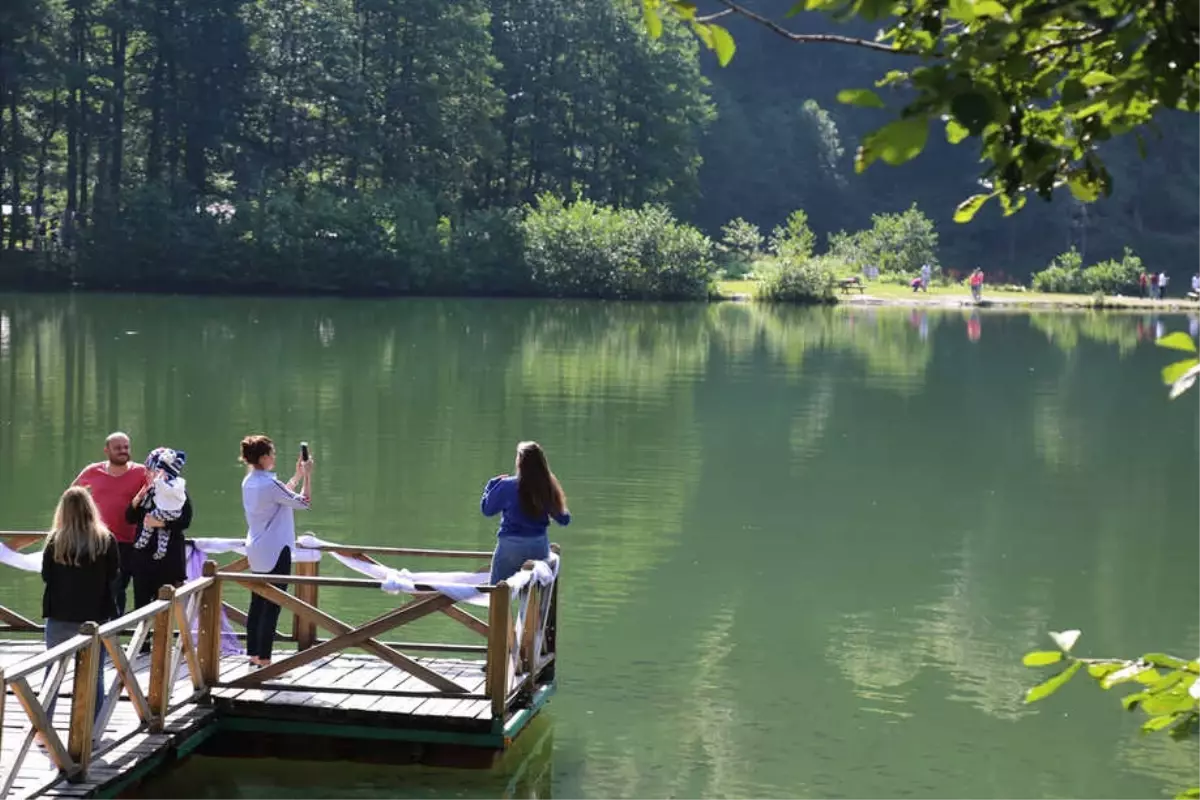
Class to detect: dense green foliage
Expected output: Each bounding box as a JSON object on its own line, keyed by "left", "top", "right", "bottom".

{"left": 522, "top": 196, "right": 716, "bottom": 299}
{"left": 826, "top": 204, "right": 938, "bottom": 274}
{"left": 754, "top": 254, "right": 838, "bottom": 303}
{"left": 0, "top": 0, "right": 713, "bottom": 294}
{"left": 670, "top": 0, "right": 1200, "bottom": 279}
{"left": 1031, "top": 247, "right": 1143, "bottom": 295}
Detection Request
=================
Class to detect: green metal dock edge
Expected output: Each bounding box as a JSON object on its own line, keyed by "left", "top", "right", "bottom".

{"left": 92, "top": 681, "right": 557, "bottom": 798}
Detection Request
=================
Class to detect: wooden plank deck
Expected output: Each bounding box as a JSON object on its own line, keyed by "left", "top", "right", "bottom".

{"left": 1, "top": 641, "right": 215, "bottom": 800}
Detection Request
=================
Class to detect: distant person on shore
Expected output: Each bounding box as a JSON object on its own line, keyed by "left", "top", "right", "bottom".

{"left": 910, "top": 276, "right": 923, "bottom": 293}
{"left": 920, "top": 263, "right": 932, "bottom": 292}
{"left": 73, "top": 432, "right": 148, "bottom": 616}
{"left": 126, "top": 447, "right": 194, "bottom": 610}
{"left": 969, "top": 269, "right": 984, "bottom": 303}
{"left": 42, "top": 486, "right": 119, "bottom": 719}
{"left": 480, "top": 441, "right": 570, "bottom": 584}
{"left": 241, "top": 435, "right": 312, "bottom": 667}
{"left": 1190, "top": 273, "right": 1199, "bottom": 300}
{"left": 1139, "top": 272, "right": 1149, "bottom": 297}
{"left": 1158, "top": 272, "right": 1169, "bottom": 299}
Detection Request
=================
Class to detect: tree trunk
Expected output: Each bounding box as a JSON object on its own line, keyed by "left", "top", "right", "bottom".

{"left": 9, "top": 84, "right": 23, "bottom": 250}
{"left": 109, "top": 15, "right": 128, "bottom": 205}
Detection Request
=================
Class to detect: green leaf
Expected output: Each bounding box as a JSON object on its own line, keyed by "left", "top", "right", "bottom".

{"left": 837, "top": 88, "right": 886, "bottom": 109}
{"left": 1082, "top": 71, "right": 1117, "bottom": 88}
{"left": 1088, "top": 663, "right": 1123, "bottom": 679}
{"left": 643, "top": 1, "right": 663, "bottom": 39}
{"left": 1123, "top": 691, "right": 1147, "bottom": 711}
{"left": 865, "top": 116, "right": 929, "bottom": 168}
{"left": 1068, "top": 173, "right": 1102, "bottom": 202}
{"left": 945, "top": 119, "right": 970, "bottom": 144}
{"left": 1169, "top": 364, "right": 1200, "bottom": 400}
{"left": 1135, "top": 668, "right": 1164, "bottom": 685}
{"left": 1174, "top": 789, "right": 1199, "bottom": 800}
{"left": 1143, "top": 714, "right": 1180, "bottom": 732}
{"left": 1141, "top": 690, "right": 1197, "bottom": 716}
{"left": 1025, "top": 661, "right": 1082, "bottom": 704}
{"left": 1162, "top": 359, "right": 1200, "bottom": 387}
{"left": 1143, "top": 654, "right": 1191, "bottom": 669}
{"left": 667, "top": 1, "right": 697, "bottom": 19}
{"left": 951, "top": 91, "right": 995, "bottom": 136}
{"left": 973, "top": 0, "right": 1008, "bottom": 17}
{"left": 954, "top": 192, "right": 995, "bottom": 223}
{"left": 711, "top": 24, "right": 736, "bottom": 66}
{"left": 1022, "top": 650, "right": 1064, "bottom": 667}
{"left": 1157, "top": 332, "right": 1199, "bottom": 353}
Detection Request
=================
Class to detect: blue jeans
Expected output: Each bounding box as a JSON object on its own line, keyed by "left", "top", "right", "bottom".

{"left": 490, "top": 535, "right": 549, "bottom": 584}
{"left": 44, "top": 618, "right": 106, "bottom": 722}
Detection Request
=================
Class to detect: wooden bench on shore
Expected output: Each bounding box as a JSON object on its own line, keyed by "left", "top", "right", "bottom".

{"left": 838, "top": 277, "right": 866, "bottom": 294}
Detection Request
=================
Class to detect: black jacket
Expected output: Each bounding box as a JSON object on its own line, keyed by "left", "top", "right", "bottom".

{"left": 125, "top": 495, "right": 193, "bottom": 584}
{"left": 42, "top": 534, "right": 120, "bottom": 623}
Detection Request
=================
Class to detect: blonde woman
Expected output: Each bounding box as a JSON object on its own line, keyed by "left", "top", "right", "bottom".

{"left": 42, "top": 486, "right": 120, "bottom": 715}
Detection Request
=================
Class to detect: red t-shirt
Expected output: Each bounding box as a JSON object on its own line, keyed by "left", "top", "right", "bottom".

{"left": 73, "top": 462, "right": 148, "bottom": 544}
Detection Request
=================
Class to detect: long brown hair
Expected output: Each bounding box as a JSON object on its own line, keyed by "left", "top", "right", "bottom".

{"left": 515, "top": 441, "right": 566, "bottom": 519}
{"left": 47, "top": 486, "right": 113, "bottom": 566}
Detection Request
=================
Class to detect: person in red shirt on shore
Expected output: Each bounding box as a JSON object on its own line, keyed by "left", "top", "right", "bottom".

{"left": 72, "top": 432, "right": 148, "bottom": 616}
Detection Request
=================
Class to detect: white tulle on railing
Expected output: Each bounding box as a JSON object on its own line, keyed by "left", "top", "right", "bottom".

{"left": 294, "top": 533, "right": 559, "bottom": 607}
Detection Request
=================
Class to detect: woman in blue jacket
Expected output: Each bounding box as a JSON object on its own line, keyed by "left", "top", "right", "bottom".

{"left": 481, "top": 441, "right": 570, "bottom": 583}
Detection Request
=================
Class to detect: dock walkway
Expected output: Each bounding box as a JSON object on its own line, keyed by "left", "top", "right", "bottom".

{"left": 0, "top": 535, "right": 559, "bottom": 799}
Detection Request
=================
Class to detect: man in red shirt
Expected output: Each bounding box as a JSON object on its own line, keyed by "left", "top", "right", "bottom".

{"left": 73, "top": 431, "right": 148, "bottom": 616}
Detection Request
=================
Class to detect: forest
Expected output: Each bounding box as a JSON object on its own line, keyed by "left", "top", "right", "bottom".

{"left": 0, "top": 0, "right": 1196, "bottom": 296}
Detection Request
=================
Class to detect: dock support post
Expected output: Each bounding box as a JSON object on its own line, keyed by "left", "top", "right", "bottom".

{"left": 545, "top": 543, "right": 560, "bottom": 681}
{"left": 66, "top": 621, "right": 100, "bottom": 781}
{"left": 148, "top": 585, "right": 176, "bottom": 731}
{"left": 486, "top": 581, "right": 511, "bottom": 719}
{"left": 293, "top": 560, "right": 319, "bottom": 650}
{"left": 198, "top": 561, "right": 222, "bottom": 689}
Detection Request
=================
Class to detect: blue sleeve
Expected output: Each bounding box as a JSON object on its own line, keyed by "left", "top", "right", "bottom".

{"left": 481, "top": 477, "right": 510, "bottom": 517}
{"left": 553, "top": 510, "right": 571, "bottom": 527}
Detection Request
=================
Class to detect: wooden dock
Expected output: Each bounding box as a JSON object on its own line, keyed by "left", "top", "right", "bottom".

{"left": 0, "top": 534, "right": 560, "bottom": 799}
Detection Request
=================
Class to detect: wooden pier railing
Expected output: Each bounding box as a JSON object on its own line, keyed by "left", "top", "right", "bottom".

{"left": 0, "top": 532, "right": 559, "bottom": 789}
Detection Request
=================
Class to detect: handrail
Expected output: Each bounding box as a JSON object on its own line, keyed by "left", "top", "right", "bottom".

{"left": 96, "top": 600, "right": 171, "bottom": 636}
{"left": 217, "top": 571, "right": 500, "bottom": 592}
{"left": 4, "top": 632, "right": 94, "bottom": 681}
{"left": 312, "top": 543, "right": 493, "bottom": 558}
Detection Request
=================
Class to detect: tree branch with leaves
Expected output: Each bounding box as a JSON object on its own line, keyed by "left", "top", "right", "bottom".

{"left": 641, "top": 0, "right": 1199, "bottom": 221}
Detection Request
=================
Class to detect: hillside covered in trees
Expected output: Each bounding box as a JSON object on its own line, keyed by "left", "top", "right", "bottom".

{"left": 0, "top": 0, "right": 1195, "bottom": 294}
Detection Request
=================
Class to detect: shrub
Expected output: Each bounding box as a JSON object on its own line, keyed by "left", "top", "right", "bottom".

{"left": 1031, "top": 248, "right": 1085, "bottom": 293}
{"left": 755, "top": 255, "right": 838, "bottom": 304}
{"left": 1079, "top": 248, "right": 1143, "bottom": 295}
{"left": 719, "top": 217, "right": 763, "bottom": 278}
{"left": 1032, "top": 247, "right": 1143, "bottom": 296}
{"left": 768, "top": 210, "right": 816, "bottom": 262}
{"left": 827, "top": 203, "right": 938, "bottom": 274}
{"left": 521, "top": 195, "right": 715, "bottom": 300}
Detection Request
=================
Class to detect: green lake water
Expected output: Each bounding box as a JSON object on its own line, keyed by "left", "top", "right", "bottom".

{"left": 0, "top": 293, "right": 1197, "bottom": 798}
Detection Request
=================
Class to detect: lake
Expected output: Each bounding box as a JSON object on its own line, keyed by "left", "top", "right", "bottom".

{"left": 0, "top": 293, "right": 1197, "bottom": 798}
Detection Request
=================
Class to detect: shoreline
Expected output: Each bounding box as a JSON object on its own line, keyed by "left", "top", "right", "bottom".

{"left": 717, "top": 291, "right": 1200, "bottom": 313}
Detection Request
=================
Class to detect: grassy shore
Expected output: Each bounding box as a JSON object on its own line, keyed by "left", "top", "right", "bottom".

{"left": 716, "top": 278, "right": 1200, "bottom": 311}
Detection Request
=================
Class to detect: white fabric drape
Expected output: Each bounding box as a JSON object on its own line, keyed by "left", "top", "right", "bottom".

{"left": 0, "top": 541, "right": 42, "bottom": 572}
{"left": 294, "top": 533, "right": 559, "bottom": 607}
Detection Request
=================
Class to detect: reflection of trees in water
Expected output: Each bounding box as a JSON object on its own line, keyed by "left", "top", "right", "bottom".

{"left": 826, "top": 533, "right": 1054, "bottom": 723}
{"left": 711, "top": 304, "right": 943, "bottom": 395}
{"left": 1028, "top": 312, "right": 1140, "bottom": 355}
{"left": 578, "top": 600, "right": 750, "bottom": 799}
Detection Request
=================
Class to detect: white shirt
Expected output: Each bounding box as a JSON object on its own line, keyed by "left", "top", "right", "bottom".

{"left": 242, "top": 469, "right": 309, "bottom": 572}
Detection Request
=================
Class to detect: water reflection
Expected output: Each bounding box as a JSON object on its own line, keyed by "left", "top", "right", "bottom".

{"left": 0, "top": 295, "right": 1196, "bottom": 799}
